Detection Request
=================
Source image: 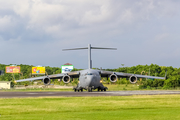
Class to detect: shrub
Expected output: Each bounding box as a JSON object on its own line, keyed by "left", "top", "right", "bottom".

{"left": 152, "top": 79, "right": 164, "bottom": 87}
{"left": 123, "top": 87, "right": 127, "bottom": 90}
{"left": 163, "top": 85, "right": 170, "bottom": 90}
{"left": 120, "top": 78, "right": 127, "bottom": 84}
{"left": 147, "top": 86, "right": 151, "bottom": 89}
{"left": 139, "top": 85, "right": 145, "bottom": 89}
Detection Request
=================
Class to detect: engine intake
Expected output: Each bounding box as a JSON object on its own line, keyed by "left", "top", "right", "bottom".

{"left": 129, "top": 75, "right": 137, "bottom": 84}
{"left": 63, "top": 75, "right": 71, "bottom": 83}
{"left": 109, "top": 74, "right": 117, "bottom": 82}
{"left": 43, "top": 77, "right": 51, "bottom": 85}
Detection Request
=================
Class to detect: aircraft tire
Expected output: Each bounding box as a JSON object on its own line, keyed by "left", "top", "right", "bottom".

{"left": 104, "top": 88, "right": 106, "bottom": 91}
{"left": 81, "top": 89, "right": 83, "bottom": 92}
{"left": 74, "top": 89, "right": 76, "bottom": 92}
{"left": 98, "top": 88, "right": 100, "bottom": 91}
{"left": 78, "top": 90, "right": 80, "bottom": 92}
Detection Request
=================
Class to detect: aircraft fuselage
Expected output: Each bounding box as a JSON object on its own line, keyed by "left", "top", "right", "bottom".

{"left": 74, "top": 69, "right": 107, "bottom": 92}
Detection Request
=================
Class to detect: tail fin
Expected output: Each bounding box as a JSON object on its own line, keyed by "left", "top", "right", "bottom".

{"left": 63, "top": 44, "right": 117, "bottom": 69}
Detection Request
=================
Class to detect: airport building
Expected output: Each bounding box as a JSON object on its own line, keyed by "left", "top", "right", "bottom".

{"left": 0, "top": 81, "right": 11, "bottom": 89}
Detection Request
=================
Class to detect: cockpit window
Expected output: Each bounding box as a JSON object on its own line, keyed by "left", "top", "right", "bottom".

{"left": 87, "top": 73, "right": 93, "bottom": 75}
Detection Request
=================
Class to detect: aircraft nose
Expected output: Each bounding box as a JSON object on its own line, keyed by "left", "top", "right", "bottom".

{"left": 86, "top": 76, "right": 94, "bottom": 86}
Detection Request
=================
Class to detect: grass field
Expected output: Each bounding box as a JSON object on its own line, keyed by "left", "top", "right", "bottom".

{"left": 0, "top": 95, "right": 180, "bottom": 120}
{"left": 2, "top": 84, "right": 180, "bottom": 92}
{"left": 0, "top": 84, "right": 139, "bottom": 92}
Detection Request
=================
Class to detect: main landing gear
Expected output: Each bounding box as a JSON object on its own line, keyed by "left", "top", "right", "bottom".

{"left": 74, "top": 88, "right": 83, "bottom": 92}
{"left": 73, "top": 83, "right": 83, "bottom": 92}
{"left": 73, "top": 83, "right": 108, "bottom": 92}
{"left": 97, "top": 87, "right": 107, "bottom": 92}
{"left": 73, "top": 87, "right": 107, "bottom": 92}
{"left": 87, "top": 86, "right": 108, "bottom": 92}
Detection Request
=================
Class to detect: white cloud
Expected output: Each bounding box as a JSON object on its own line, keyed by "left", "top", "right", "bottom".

{"left": 0, "top": 15, "right": 14, "bottom": 31}
{"left": 0, "top": 0, "right": 180, "bottom": 68}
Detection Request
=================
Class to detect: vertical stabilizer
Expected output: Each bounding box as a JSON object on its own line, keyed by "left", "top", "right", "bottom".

{"left": 63, "top": 44, "right": 117, "bottom": 69}
{"left": 88, "top": 44, "right": 92, "bottom": 69}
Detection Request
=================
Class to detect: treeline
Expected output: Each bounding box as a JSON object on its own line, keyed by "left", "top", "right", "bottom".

{"left": 103, "top": 64, "right": 180, "bottom": 89}
{"left": 1, "top": 63, "right": 180, "bottom": 88}
{"left": 0, "top": 64, "right": 61, "bottom": 81}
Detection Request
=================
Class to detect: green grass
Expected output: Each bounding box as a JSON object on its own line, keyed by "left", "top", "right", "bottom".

{"left": 0, "top": 95, "right": 180, "bottom": 120}
{"left": 1, "top": 84, "right": 139, "bottom": 92}
{"left": 0, "top": 88, "right": 73, "bottom": 92}
{"left": 105, "top": 84, "right": 139, "bottom": 91}
{"left": 1, "top": 84, "right": 180, "bottom": 92}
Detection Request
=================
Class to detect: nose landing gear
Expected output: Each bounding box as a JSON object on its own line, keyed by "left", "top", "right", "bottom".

{"left": 88, "top": 87, "right": 92, "bottom": 92}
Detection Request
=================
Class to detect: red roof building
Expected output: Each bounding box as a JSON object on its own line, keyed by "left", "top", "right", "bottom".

{"left": 64, "top": 63, "right": 72, "bottom": 65}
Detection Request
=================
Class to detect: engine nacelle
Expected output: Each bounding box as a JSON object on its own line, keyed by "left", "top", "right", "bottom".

{"left": 43, "top": 77, "right": 51, "bottom": 85}
{"left": 129, "top": 75, "right": 137, "bottom": 84}
{"left": 63, "top": 75, "right": 71, "bottom": 83}
{"left": 109, "top": 74, "right": 117, "bottom": 82}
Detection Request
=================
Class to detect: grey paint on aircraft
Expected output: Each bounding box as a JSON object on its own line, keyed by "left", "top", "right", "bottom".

{"left": 77, "top": 69, "right": 104, "bottom": 90}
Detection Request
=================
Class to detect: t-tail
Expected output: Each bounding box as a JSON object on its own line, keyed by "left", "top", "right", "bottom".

{"left": 62, "top": 44, "right": 117, "bottom": 69}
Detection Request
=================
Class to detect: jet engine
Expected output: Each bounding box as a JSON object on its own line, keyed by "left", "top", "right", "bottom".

{"left": 109, "top": 74, "right": 118, "bottom": 82}
{"left": 43, "top": 77, "right": 51, "bottom": 85}
{"left": 63, "top": 75, "right": 71, "bottom": 83}
{"left": 129, "top": 75, "right": 137, "bottom": 84}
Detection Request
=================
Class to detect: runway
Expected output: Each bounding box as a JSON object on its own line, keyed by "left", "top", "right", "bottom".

{"left": 1, "top": 90, "right": 180, "bottom": 98}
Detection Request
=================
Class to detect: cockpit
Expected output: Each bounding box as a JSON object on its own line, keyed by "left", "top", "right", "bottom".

{"left": 83, "top": 73, "right": 96, "bottom": 76}
{"left": 81, "top": 72, "right": 98, "bottom": 76}
{"left": 87, "top": 73, "right": 93, "bottom": 75}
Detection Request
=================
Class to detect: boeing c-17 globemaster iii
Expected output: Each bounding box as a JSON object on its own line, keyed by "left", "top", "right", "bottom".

{"left": 16, "top": 44, "right": 165, "bottom": 92}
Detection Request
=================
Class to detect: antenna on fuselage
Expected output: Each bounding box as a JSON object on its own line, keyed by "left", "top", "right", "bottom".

{"left": 62, "top": 44, "right": 117, "bottom": 69}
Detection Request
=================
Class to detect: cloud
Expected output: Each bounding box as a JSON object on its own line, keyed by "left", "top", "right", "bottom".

{"left": 0, "top": 0, "right": 180, "bottom": 68}
{"left": 0, "top": 15, "right": 14, "bottom": 32}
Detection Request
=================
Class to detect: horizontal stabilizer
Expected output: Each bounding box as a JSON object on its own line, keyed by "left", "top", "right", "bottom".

{"left": 62, "top": 47, "right": 88, "bottom": 51}
{"left": 91, "top": 47, "right": 117, "bottom": 50}
{"left": 63, "top": 47, "right": 117, "bottom": 51}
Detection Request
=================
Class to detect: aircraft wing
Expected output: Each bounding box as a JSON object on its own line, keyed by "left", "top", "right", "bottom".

{"left": 100, "top": 70, "right": 165, "bottom": 80}
{"left": 15, "top": 71, "right": 80, "bottom": 83}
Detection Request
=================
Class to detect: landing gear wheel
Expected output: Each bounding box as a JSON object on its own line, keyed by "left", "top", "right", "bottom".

{"left": 81, "top": 89, "right": 83, "bottom": 92}
{"left": 104, "top": 88, "right": 106, "bottom": 91}
{"left": 101, "top": 89, "right": 103, "bottom": 91}
{"left": 98, "top": 88, "right": 100, "bottom": 91}
{"left": 74, "top": 89, "right": 76, "bottom": 92}
{"left": 88, "top": 87, "right": 92, "bottom": 92}
{"left": 78, "top": 90, "right": 80, "bottom": 92}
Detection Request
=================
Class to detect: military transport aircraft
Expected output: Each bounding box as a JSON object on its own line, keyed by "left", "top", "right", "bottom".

{"left": 15, "top": 44, "right": 165, "bottom": 92}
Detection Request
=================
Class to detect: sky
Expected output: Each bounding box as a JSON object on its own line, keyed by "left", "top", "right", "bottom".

{"left": 0, "top": 0, "right": 180, "bottom": 69}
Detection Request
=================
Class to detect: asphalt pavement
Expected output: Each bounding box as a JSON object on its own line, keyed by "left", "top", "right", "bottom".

{"left": 1, "top": 90, "right": 180, "bottom": 98}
